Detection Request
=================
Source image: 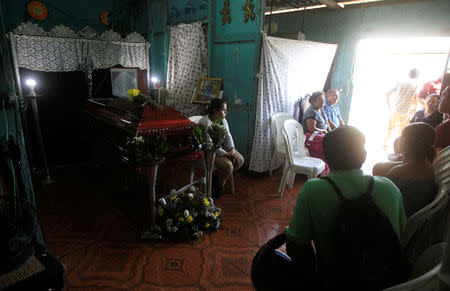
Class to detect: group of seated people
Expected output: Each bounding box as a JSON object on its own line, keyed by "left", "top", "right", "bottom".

{"left": 252, "top": 85, "right": 450, "bottom": 290}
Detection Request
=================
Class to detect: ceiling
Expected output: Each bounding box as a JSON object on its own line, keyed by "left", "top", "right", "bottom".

{"left": 265, "top": 0, "right": 330, "bottom": 12}
{"left": 264, "top": 0, "right": 377, "bottom": 12}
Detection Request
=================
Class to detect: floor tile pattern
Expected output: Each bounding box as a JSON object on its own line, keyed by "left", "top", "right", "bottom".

{"left": 34, "top": 165, "right": 306, "bottom": 290}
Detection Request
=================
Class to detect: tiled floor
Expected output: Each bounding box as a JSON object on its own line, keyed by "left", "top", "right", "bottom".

{"left": 34, "top": 164, "right": 306, "bottom": 291}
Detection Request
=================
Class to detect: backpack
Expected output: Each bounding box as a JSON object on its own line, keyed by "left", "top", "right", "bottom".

{"left": 320, "top": 176, "right": 410, "bottom": 291}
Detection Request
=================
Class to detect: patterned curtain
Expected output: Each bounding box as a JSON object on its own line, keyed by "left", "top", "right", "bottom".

{"left": 249, "top": 35, "right": 337, "bottom": 173}
{"left": 12, "top": 35, "right": 148, "bottom": 71}
{"left": 166, "top": 21, "right": 207, "bottom": 117}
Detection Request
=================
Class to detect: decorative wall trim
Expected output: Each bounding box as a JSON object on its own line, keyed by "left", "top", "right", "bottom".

{"left": 48, "top": 25, "right": 77, "bottom": 38}
{"left": 99, "top": 29, "right": 122, "bottom": 41}
{"left": 125, "top": 32, "right": 147, "bottom": 43}
{"left": 13, "top": 21, "right": 47, "bottom": 36}
{"left": 78, "top": 26, "right": 99, "bottom": 39}
{"left": 11, "top": 21, "right": 147, "bottom": 43}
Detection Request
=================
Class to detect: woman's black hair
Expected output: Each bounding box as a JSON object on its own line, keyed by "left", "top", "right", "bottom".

{"left": 401, "top": 122, "right": 436, "bottom": 163}
{"left": 308, "top": 91, "right": 325, "bottom": 105}
{"left": 206, "top": 98, "right": 227, "bottom": 115}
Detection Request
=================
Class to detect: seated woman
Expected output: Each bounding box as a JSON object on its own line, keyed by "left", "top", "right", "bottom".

{"left": 393, "top": 93, "right": 443, "bottom": 153}
{"left": 410, "top": 93, "right": 443, "bottom": 127}
{"left": 373, "top": 122, "right": 437, "bottom": 218}
{"left": 198, "top": 99, "right": 244, "bottom": 196}
{"left": 302, "top": 91, "right": 331, "bottom": 133}
{"left": 435, "top": 86, "right": 450, "bottom": 152}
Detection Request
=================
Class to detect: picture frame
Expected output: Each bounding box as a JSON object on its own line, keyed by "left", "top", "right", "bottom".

{"left": 192, "top": 77, "right": 223, "bottom": 104}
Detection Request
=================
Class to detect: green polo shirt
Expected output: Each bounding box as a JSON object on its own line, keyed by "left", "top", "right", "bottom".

{"left": 285, "top": 169, "right": 407, "bottom": 261}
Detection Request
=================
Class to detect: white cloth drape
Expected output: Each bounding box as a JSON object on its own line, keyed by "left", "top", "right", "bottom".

{"left": 166, "top": 21, "right": 208, "bottom": 117}
{"left": 12, "top": 35, "right": 148, "bottom": 71}
{"left": 249, "top": 35, "right": 337, "bottom": 173}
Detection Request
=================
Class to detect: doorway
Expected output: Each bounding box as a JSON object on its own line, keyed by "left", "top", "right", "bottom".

{"left": 349, "top": 37, "right": 450, "bottom": 174}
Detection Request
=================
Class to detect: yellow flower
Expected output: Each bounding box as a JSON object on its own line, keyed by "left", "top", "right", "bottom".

{"left": 186, "top": 215, "right": 193, "bottom": 223}
{"left": 214, "top": 211, "right": 220, "bottom": 217}
{"left": 157, "top": 207, "right": 164, "bottom": 216}
{"left": 205, "top": 223, "right": 210, "bottom": 228}
{"left": 126, "top": 88, "right": 140, "bottom": 97}
{"left": 170, "top": 195, "right": 177, "bottom": 201}
{"left": 203, "top": 198, "right": 210, "bottom": 206}
{"left": 179, "top": 217, "right": 184, "bottom": 222}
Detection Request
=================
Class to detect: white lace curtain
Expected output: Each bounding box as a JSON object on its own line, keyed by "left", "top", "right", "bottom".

{"left": 249, "top": 35, "right": 337, "bottom": 173}
{"left": 166, "top": 21, "right": 207, "bottom": 117}
{"left": 12, "top": 34, "right": 148, "bottom": 71}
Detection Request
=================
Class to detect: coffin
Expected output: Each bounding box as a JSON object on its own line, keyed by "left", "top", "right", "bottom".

{"left": 84, "top": 97, "right": 201, "bottom": 229}
{"left": 84, "top": 97, "right": 198, "bottom": 160}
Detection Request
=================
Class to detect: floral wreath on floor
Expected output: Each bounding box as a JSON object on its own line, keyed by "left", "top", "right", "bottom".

{"left": 154, "top": 185, "right": 222, "bottom": 242}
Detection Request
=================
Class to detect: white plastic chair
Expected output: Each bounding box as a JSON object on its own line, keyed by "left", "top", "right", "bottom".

{"left": 401, "top": 184, "right": 449, "bottom": 264}
{"left": 279, "top": 120, "right": 325, "bottom": 197}
{"left": 269, "top": 112, "right": 295, "bottom": 176}
{"left": 433, "top": 145, "right": 450, "bottom": 187}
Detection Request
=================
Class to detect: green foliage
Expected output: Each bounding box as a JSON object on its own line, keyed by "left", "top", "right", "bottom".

{"left": 191, "top": 119, "right": 226, "bottom": 150}
{"left": 207, "top": 122, "right": 226, "bottom": 148}
{"left": 126, "top": 133, "right": 169, "bottom": 163}
{"left": 154, "top": 186, "right": 222, "bottom": 242}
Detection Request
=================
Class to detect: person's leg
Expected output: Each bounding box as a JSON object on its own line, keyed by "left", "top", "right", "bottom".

{"left": 214, "top": 156, "right": 233, "bottom": 188}
{"left": 232, "top": 150, "right": 244, "bottom": 172}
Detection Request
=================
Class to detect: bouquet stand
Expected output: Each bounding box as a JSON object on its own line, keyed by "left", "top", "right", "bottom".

{"left": 140, "top": 158, "right": 163, "bottom": 240}
{"left": 202, "top": 148, "right": 217, "bottom": 197}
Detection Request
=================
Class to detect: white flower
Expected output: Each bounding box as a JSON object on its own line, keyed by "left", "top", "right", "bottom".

{"left": 165, "top": 218, "right": 173, "bottom": 228}
{"left": 170, "top": 189, "right": 177, "bottom": 195}
{"left": 184, "top": 210, "right": 190, "bottom": 217}
{"left": 189, "top": 186, "right": 196, "bottom": 192}
{"left": 187, "top": 193, "right": 194, "bottom": 199}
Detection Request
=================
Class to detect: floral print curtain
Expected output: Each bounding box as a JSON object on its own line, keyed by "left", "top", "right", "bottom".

{"left": 249, "top": 35, "right": 337, "bottom": 173}
{"left": 166, "top": 21, "right": 207, "bottom": 117}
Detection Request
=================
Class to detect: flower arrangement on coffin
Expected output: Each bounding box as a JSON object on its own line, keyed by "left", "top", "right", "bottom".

{"left": 154, "top": 185, "right": 222, "bottom": 242}
{"left": 192, "top": 119, "right": 226, "bottom": 150}
{"left": 126, "top": 133, "right": 169, "bottom": 164}
{"left": 126, "top": 88, "right": 163, "bottom": 110}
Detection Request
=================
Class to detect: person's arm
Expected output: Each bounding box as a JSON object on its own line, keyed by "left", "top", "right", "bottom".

{"left": 338, "top": 117, "right": 345, "bottom": 126}
{"left": 386, "top": 91, "right": 393, "bottom": 111}
{"left": 222, "top": 119, "right": 236, "bottom": 157}
{"left": 306, "top": 118, "right": 327, "bottom": 133}
{"left": 285, "top": 183, "right": 313, "bottom": 263}
{"left": 328, "top": 119, "right": 337, "bottom": 130}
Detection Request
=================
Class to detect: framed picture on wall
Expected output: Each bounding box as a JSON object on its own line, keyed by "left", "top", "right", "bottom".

{"left": 192, "top": 77, "right": 223, "bottom": 104}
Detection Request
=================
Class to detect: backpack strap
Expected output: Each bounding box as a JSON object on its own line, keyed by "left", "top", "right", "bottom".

{"left": 321, "top": 176, "right": 375, "bottom": 201}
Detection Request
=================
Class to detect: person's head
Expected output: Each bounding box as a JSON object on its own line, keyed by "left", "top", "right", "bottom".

{"left": 408, "top": 68, "right": 419, "bottom": 79}
{"left": 323, "top": 126, "right": 366, "bottom": 171}
{"left": 309, "top": 91, "right": 325, "bottom": 110}
{"left": 438, "top": 86, "right": 450, "bottom": 114}
{"left": 207, "top": 98, "right": 227, "bottom": 120}
{"left": 399, "top": 122, "right": 435, "bottom": 163}
{"left": 326, "top": 89, "right": 340, "bottom": 106}
{"left": 424, "top": 93, "right": 439, "bottom": 113}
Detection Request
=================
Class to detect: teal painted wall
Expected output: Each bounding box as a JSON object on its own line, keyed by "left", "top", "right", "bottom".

{"left": 3, "top": 0, "right": 114, "bottom": 33}
{"left": 149, "top": 0, "right": 264, "bottom": 162}
{"left": 265, "top": 0, "right": 450, "bottom": 122}
{"left": 213, "top": 0, "right": 264, "bottom": 161}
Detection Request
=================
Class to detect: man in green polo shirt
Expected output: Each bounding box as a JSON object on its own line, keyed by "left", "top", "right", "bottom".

{"left": 285, "top": 126, "right": 407, "bottom": 286}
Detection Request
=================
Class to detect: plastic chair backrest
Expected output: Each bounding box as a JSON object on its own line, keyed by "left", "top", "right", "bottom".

{"left": 434, "top": 145, "right": 450, "bottom": 186}
{"left": 270, "top": 112, "right": 294, "bottom": 155}
{"left": 401, "top": 184, "right": 449, "bottom": 263}
{"left": 188, "top": 115, "right": 203, "bottom": 124}
{"left": 283, "top": 120, "right": 308, "bottom": 166}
